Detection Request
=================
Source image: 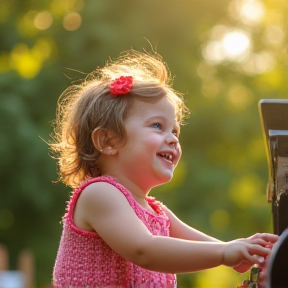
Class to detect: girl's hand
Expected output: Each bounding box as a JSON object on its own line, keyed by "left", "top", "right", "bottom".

{"left": 248, "top": 233, "right": 278, "bottom": 246}
{"left": 248, "top": 233, "right": 278, "bottom": 287}
{"left": 222, "top": 238, "right": 271, "bottom": 272}
{"left": 228, "top": 233, "right": 278, "bottom": 273}
{"left": 257, "top": 255, "right": 269, "bottom": 288}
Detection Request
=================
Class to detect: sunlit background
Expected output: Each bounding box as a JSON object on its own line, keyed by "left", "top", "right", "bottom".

{"left": 1, "top": 0, "right": 288, "bottom": 287}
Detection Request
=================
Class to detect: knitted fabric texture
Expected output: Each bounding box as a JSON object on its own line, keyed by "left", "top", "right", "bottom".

{"left": 53, "top": 176, "right": 177, "bottom": 288}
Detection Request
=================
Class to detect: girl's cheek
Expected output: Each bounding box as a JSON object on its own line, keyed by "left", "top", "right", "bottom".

{"left": 147, "top": 135, "right": 163, "bottom": 147}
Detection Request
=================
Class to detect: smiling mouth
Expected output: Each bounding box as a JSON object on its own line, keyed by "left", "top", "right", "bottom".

{"left": 158, "top": 153, "right": 173, "bottom": 163}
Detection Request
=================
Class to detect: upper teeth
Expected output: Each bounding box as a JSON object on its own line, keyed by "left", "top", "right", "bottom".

{"left": 160, "top": 153, "right": 172, "bottom": 161}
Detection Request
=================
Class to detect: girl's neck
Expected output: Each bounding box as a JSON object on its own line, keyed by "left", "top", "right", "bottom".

{"left": 101, "top": 174, "right": 157, "bottom": 214}
{"left": 102, "top": 173, "right": 150, "bottom": 199}
{"left": 121, "top": 183, "right": 157, "bottom": 214}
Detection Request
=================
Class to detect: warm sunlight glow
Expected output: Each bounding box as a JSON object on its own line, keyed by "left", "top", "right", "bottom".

{"left": 202, "top": 28, "right": 251, "bottom": 63}
{"left": 202, "top": 41, "right": 225, "bottom": 63}
{"left": 32, "top": 38, "right": 53, "bottom": 61}
{"left": 63, "top": 12, "right": 82, "bottom": 31}
{"left": 240, "top": 0, "right": 265, "bottom": 24}
{"left": 51, "top": 0, "right": 84, "bottom": 16}
{"left": 221, "top": 30, "right": 251, "bottom": 59}
{"left": 10, "top": 44, "right": 42, "bottom": 78}
{"left": 9, "top": 40, "right": 53, "bottom": 78}
{"left": 229, "top": 174, "right": 263, "bottom": 208}
{"left": 210, "top": 24, "right": 230, "bottom": 40}
{"left": 17, "top": 11, "right": 38, "bottom": 36}
{"left": 34, "top": 11, "right": 53, "bottom": 30}
{"left": 240, "top": 51, "right": 275, "bottom": 75}
{"left": 263, "top": 25, "right": 285, "bottom": 46}
{"left": 201, "top": 78, "right": 222, "bottom": 98}
{"left": 226, "top": 84, "right": 254, "bottom": 109}
{"left": 229, "top": 0, "right": 265, "bottom": 25}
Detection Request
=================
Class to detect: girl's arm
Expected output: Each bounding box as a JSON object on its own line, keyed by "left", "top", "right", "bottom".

{"left": 163, "top": 206, "right": 221, "bottom": 242}
{"left": 162, "top": 206, "right": 278, "bottom": 273}
{"left": 74, "top": 182, "right": 274, "bottom": 274}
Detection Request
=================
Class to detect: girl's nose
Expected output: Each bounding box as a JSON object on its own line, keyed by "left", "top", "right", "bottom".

{"left": 165, "top": 134, "right": 179, "bottom": 149}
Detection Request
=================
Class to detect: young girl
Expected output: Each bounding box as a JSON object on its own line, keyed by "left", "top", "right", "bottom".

{"left": 51, "top": 50, "right": 278, "bottom": 288}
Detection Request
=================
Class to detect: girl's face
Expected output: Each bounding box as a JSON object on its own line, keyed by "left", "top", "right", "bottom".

{"left": 116, "top": 96, "right": 181, "bottom": 192}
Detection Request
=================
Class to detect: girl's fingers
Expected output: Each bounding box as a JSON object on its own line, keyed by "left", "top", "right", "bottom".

{"left": 250, "top": 238, "right": 274, "bottom": 249}
{"left": 243, "top": 250, "right": 261, "bottom": 264}
{"left": 249, "top": 254, "right": 265, "bottom": 265}
{"left": 252, "top": 254, "right": 265, "bottom": 264}
{"left": 249, "top": 233, "right": 279, "bottom": 243}
{"left": 250, "top": 239, "right": 268, "bottom": 246}
{"left": 249, "top": 245, "right": 271, "bottom": 264}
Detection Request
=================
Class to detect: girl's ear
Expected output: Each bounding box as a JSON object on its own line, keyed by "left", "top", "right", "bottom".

{"left": 91, "top": 128, "right": 118, "bottom": 155}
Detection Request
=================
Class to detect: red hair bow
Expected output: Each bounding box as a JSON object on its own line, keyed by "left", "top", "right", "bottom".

{"left": 110, "top": 76, "right": 133, "bottom": 96}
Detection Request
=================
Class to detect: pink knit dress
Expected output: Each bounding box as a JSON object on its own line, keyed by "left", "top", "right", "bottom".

{"left": 53, "top": 176, "right": 177, "bottom": 288}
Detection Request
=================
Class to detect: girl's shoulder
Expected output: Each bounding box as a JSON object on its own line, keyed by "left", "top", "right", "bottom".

{"left": 64, "top": 176, "right": 140, "bottom": 234}
{"left": 67, "top": 176, "right": 167, "bottom": 222}
{"left": 65, "top": 176, "right": 170, "bottom": 238}
{"left": 76, "top": 175, "right": 122, "bottom": 192}
{"left": 67, "top": 176, "right": 137, "bottom": 213}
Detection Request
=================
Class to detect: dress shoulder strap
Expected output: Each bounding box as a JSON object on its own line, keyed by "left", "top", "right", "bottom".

{"left": 65, "top": 176, "right": 139, "bottom": 221}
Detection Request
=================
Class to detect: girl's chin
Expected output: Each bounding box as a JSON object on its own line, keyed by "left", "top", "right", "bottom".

{"left": 153, "top": 172, "right": 174, "bottom": 186}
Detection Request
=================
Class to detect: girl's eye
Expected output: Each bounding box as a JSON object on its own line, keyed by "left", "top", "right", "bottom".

{"left": 152, "top": 123, "right": 162, "bottom": 130}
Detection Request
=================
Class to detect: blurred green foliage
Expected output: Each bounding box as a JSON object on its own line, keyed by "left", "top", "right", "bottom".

{"left": 1, "top": 0, "right": 288, "bottom": 287}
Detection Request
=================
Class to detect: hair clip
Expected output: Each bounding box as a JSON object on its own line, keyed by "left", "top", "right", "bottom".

{"left": 110, "top": 76, "right": 133, "bottom": 96}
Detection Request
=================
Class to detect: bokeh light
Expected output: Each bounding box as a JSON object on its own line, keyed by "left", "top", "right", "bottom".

{"left": 34, "top": 11, "right": 53, "bottom": 30}
{"left": 63, "top": 12, "right": 82, "bottom": 31}
{"left": 229, "top": 174, "right": 264, "bottom": 208}
{"left": 8, "top": 40, "right": 54, "bottom": 78}
{"left": 263, "top": 25, "right": 285, "bottom": 47}
{"left": 202, "top": 28, "right": 251, "bottom": 63}
{"left": 226, "top": 84, "right": 254, "bottom": 109}
{"left": 17, "top": 10, "right": 38, "bottom": 36}
{"left": 240, "top": 51, "right": 276, "bottom": 75}
{"left": 50, "top": 0, "right": 84, "bottom": 16}
{"left": 222, "top": 30, "right": 251, "bottom": 60}
{"left": 9, "top": 44, "right": 42, "bottom": 78}
{"left": 228, "top": 0, "right": 265, "bottom": 25}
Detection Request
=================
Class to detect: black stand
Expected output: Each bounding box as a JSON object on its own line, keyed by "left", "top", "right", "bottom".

{"left": 259, "top": 99, "right": 288, "bottom": 236}
{"left": 259, "top": 99, "right": 288, "bottom": 288}
{"left": 266, "top": 228, "right": 288, "bottom": 288}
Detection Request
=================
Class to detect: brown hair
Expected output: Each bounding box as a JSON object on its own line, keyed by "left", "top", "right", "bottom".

{"left": 50, "top": 50, "right": 190, "bottom": 188}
